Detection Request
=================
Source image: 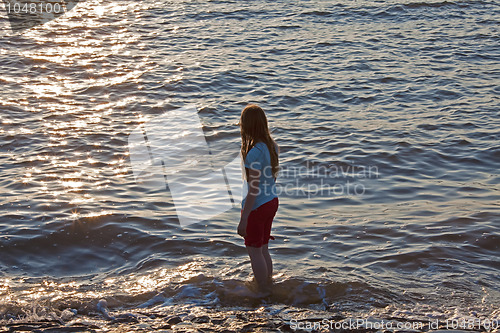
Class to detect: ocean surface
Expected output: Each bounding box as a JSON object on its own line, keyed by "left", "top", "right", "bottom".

{"left": 0, "top": 0, "right": 499, "bottom": 330}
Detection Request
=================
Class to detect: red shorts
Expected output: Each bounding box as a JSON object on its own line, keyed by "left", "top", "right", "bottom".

{"left": 244, "top": 197, "right": 279, "bottom": 248}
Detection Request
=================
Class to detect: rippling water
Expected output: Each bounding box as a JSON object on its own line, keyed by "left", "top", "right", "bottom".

{"left": 0, "top": 0, "right": 499, "bottom": 328}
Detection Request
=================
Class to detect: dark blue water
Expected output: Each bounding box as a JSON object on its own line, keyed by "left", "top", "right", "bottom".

{"left": 0, "top": 0, "right": 499, "bottom": 328}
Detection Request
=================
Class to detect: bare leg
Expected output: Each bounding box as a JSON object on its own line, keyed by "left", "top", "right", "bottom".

{"left": 246, "top": 246, "right": 270, "bottom": 292}
{"left": 262, "top": 243, "right": 272, "bottom": 280}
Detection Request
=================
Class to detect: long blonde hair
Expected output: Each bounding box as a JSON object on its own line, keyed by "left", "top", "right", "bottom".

{"left": 240, "top": 104, "right": 279, "bottom": 178}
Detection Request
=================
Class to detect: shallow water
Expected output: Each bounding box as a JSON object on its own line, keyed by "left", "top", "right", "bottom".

{"left": 0, "top": 0, "right": 499, "bottom": 328}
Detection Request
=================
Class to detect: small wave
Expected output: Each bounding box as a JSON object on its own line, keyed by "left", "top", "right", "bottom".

{"left": 272, "top": 25, "right": 302, "bottom": 30}
{"left": 3, "top": 266, "right": 496, "bottom": 332}
{"left": 0, "top": 266, "right": 393, "bottom": 322}
{"left": 403, "top": 1, "right": 458, "bottom": 9}
{"left": 300, "top": 10, "right": 333, "bottom": 17}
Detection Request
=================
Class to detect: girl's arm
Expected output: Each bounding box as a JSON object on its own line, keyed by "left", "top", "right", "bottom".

{"left": 238, "top": 168, "right": 260, "bottom": 237}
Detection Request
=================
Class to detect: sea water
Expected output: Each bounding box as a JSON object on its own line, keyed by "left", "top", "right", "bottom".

{"left": 0, "top": 0, "right": 498, "bottom": 330}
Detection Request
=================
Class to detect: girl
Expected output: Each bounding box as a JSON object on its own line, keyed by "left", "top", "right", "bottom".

{"left": 237, "top": 104, "right": 279, "bottom": 294}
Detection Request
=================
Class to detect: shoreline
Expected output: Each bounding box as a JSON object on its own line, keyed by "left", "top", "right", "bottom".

{"left": 2, "top": 304, "right": 491, "bottom": 333}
